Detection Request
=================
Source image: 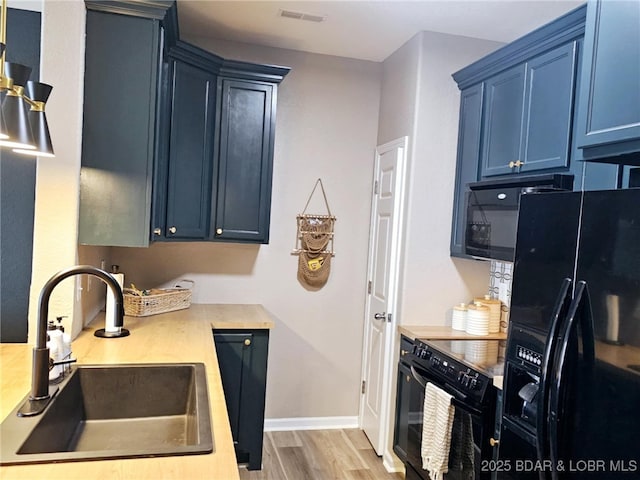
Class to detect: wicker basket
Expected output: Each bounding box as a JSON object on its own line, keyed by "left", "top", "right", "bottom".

{"left": 123, "top": 282, "right": 193, "bottom": 317}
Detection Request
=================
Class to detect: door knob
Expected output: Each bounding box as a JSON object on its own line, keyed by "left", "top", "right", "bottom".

{"left": 374, "top": 312, "right": 387, "bottom": 320}
{"left": 169, "top": 226, "right": 177, "bottom": 234}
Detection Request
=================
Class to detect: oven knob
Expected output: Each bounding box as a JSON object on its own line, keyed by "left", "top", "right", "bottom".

{"left": 470, "top": 378, "right": 479, "bottom": 389}
{"left": 420, "top": 349, "right": 428, "bottom": 359}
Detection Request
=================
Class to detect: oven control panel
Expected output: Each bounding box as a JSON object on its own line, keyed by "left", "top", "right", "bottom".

{"left": 412, "top": 341, "right": 491, "bottom": 403}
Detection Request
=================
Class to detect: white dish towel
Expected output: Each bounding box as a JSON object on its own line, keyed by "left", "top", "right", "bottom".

{"left": 421, "top": 382, "right": 455, "bottom": 480}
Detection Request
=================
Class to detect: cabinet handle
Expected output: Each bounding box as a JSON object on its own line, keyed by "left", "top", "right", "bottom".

{"left": 490, "top": 437, "right": 500, "bottom": 447}
{"left": 169, "top": 226, "right": 177, "bottom": 234}
{"left": 509, "top": 160, "right": 524, "bottom": 168}
{"left": 244, "top": 339, "right": 251, "bottom": 346}
{"left": 401, "top": 349, "right": 408, "bottom": 356}
{"left": 216, "top": 228, "right": 223, "bottom": 235}
{"left": 406, "top": 375, "right": 410, "bottom": 383}
{"left": 153, "top": 228, "right": 162, "bottom": 235}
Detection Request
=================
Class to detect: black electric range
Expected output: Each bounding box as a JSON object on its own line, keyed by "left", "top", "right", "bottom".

{"left": 396, "top": 338, "right": 507, "bottom": 480}
{"left": 412, "top": 338, "right": 506, "bottom": 408}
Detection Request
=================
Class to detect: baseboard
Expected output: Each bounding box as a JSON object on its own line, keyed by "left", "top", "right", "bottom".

{"left": 264, "top": 416, "right": 359, "bottom": 432}
{"left": 383, "top": 450, "right": 405, "bottom": 473}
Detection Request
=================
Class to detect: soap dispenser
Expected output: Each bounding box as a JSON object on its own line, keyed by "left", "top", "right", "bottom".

{"left": 55, "top": 316, "right": 73, "bottom": 368}
{"left": 46, "top": 316, "right": 73, "bottom": 381}
{"left": 46, "top": 320, "right": 63, "bottom": 381}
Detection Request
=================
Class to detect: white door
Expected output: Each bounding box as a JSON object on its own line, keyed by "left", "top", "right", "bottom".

{"left": 360, "top": 137, "right": 408, "bottom": 455}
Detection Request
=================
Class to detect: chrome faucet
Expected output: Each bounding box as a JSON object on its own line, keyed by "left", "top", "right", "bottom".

{"left": 18, "top": 265, "right": 127, "bottom": 417}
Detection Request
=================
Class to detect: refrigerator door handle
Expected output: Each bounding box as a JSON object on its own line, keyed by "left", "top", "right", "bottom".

{"left": 548, "top": 280, "right": 594, "bottom": 480}
{"left": 536, "top": 278, "right": 573, "bottom": 474}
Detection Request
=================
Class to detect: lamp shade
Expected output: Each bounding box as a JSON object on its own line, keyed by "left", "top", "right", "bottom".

{"left": 0, "top": 62, "right": 35, "bottom": 149}
{"left": 13, "top": 81, "right": 55, "bottom": 157}
{"left": 4, "top": 62, "right": 32, "bottom": 87}
{"left": 13, "top": 110, "right": 54, "bottom": 157}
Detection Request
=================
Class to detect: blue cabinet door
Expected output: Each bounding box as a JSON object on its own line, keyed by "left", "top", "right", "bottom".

{"left": 450, "top": 84, "right": 483, "bottom": 257}
{"left": 570, "top": 40, "right": 621, "bottom": 192}
{"left": 520, "top": 42, "right": 576, "bottom": 173}
{"left": 215, "top": 79, "right": 275, "bottom": 243}
{"left": 164, "top": 60, "right": 216, "bottom": 239}
{"left": 481, "top": 65, "right": 526, "bottom": 177}
{"left": 79, "top": 10, "right": 162, "bottom": 247}
{"left": 214, "top": 329, "right": 269, "bottom": 471}
{"left": 576, "top": 0, "right": 640, "bottom": 157}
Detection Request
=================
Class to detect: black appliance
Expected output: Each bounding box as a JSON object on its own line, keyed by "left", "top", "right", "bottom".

{"left": 394, "top": 337, "right": 505, "bottom": 480}
{"left": 499, "top": 188, "right": 640, "bottom": 479}
{"left": 464, "top": 174, "right": 573, "bottom": 261}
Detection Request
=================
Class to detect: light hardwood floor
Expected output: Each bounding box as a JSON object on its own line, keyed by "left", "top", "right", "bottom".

{"left": 239, "top": 429, "right": 405, "bottom": 480}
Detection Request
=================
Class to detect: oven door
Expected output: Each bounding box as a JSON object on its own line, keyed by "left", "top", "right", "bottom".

{"left": 405, "top": 364, "right": 493, "bottom": 480}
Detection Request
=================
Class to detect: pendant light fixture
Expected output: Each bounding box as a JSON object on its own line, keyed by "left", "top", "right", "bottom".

{"left": 0, "top": 0, "right": 55, "bottom": 157}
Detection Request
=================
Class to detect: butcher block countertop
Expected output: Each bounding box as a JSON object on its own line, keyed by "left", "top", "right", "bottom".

{"left": 0, "top": 304, "right": 274, "bottom": 480}
{"left": 398, "top": 325, "right": 507, "bottom": 341}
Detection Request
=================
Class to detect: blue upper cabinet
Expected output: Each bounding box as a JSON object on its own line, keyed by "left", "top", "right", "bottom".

{"left": 576, "top": 0, "right": 640, "bottom": 162}
{"left": 214, "top": 78, "right": 275, "bottom": 243}
{"left": 79, "top": 4, "right": 289, "bottom": 247}
{"left": 481, "top": 65, "right": 526, "bottom": 177}
{"left": 450, "top": 84, "right": 483, "bottom": 257}
{"left": 521, "top": 42, "right": 576, "bottom": 173}
{"left": 163, "top": 59, "right": 216, "bottom": 240}
{"left": 79, "top": 2, "right": 176, "bottom": 247}
{"left": 481, "top": 42, "right": 577, "bottom": 177}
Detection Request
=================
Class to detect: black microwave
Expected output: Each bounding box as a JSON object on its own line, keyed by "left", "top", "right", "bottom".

{"left": 464, "top": 174, "right": 574, "bottom": 261}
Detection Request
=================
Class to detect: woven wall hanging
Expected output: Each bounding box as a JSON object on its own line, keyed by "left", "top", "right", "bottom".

{"left": 293, "top": 178, "right": 336, "bottom": 288}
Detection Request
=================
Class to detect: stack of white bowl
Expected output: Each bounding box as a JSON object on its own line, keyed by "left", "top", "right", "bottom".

{"left": 474, "top": 295, "right": 502, "bottom": 334}
{"left": 452, "top": 303, "right": 468, "bottom": 331}
{"left": 466, "top": 302, "right": 490, "bottom": 336}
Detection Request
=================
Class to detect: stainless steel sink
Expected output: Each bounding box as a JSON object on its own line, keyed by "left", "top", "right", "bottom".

{"left": 0, "top": 363, "right": 214, "bottom": 465}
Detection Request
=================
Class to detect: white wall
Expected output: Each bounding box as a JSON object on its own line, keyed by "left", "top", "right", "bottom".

{"left": 379, "top": 32, "right": 504, "bottom": 328}
{"left": 28, "top": 0, "right": 86, "bottom": 341}
{"left": 112, "top": 40, "right": 383, "bottom": 421}
{"left": 376, "top": 30, "right": 503, "bottom": 469}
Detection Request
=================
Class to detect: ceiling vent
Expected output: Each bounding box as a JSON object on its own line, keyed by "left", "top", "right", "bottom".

{"left": 279, "top": 9, "right": 326, "bottom": 23}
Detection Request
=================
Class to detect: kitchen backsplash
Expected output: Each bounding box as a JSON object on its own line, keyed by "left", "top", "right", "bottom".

{"left": 489, "top": 260, "right": 513, "bottom": 333}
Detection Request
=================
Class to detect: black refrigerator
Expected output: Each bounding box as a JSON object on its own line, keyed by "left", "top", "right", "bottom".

{"left": 498, "top": 188, "right": 640, "bottom": 480}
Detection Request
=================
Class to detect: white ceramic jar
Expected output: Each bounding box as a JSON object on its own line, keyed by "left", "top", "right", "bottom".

{"left": 452, "top": 303, "right": 468, "bottom": 331}
{"left": 466, "top": 302, "right": 490, "bottom": 336}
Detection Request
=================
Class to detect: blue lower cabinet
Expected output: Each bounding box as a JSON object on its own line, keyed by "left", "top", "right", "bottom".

{"left": 214, "top": 329, "right": 269, "bottom": 471}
